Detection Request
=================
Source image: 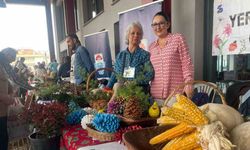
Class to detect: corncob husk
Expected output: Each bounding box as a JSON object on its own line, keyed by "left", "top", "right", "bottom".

{"left": 149, "top": 122, "right": 195, "bottom": 145}
{"left": 197, "top": 121, "right": 235, "bottom": 150}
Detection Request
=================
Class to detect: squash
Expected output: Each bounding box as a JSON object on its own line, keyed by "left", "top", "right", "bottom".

{"left": 230, "top": 122, "right": 250, "bottom": 150}
{"left": 200, "top": 103, "right": 244, "bottom": 131}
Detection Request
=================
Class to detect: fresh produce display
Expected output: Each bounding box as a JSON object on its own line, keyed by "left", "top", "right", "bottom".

{"left": 149, "top": 94, "right": 235, "bottom": 150}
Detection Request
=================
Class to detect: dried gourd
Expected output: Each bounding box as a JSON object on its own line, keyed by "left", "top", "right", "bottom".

{"left": 200, "top": 103, "right": 244, "bottom": 131}
{"left": 230, "top": 122, "right": 250, "bottom": 150}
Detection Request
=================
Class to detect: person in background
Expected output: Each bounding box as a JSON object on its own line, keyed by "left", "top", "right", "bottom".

{"left": 14, "top": 57, "right": 28, "bottom": 75}
{"left": 14, "top": 57, "right": 29, "bottom": 102}
{"left": 66, "top": 33, "right": 94, "bottom": 85}
{"left": 35, "top": 63, "right": 47, "bottom": 83}
{"left": 57, "top": 56, "right": 71, "bottom": 82}
{"left": 149, "top": 11, "right": 194, "bottom": 106}
{"left": 105, "top": 21, "right": 154, "bottom": 100}
{"left": 48, "top": 59, "right": 58, "bottom": 79}
{"left": 0, "top": 47, "right": 33, "bottom": 150}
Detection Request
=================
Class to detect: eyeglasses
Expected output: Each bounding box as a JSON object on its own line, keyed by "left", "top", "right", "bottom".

{"left": 151, "top": 22, "right": 166, "bottom": 28}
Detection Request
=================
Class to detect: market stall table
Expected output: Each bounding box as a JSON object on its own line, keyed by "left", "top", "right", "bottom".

{"left": 60, "top": 124, "right": 126, "bottom": 150}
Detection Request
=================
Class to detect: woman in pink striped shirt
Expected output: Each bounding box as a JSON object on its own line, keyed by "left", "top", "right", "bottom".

{"left": 149, "top": 12, "right": 194, "bottom": 105}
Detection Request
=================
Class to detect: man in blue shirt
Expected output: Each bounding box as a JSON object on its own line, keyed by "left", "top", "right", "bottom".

{"left": 66, "top": 34, "right": 94, "bottom": 85}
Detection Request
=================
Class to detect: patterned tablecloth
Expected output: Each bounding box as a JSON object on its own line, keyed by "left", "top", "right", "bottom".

{"left": 60, "top": 124, "right": 105, "bottom": 150}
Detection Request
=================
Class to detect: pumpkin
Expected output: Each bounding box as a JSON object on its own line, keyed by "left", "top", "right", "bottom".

{"left": 200, "top": 103, "right": 244, "bottom": 131}
{"left": 230, "top": 122, "right": 250, "bottom": 150}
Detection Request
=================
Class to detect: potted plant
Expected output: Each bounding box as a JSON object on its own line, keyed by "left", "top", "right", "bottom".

{"left": 21, "top": 102, "right": 68, "bottom": 150}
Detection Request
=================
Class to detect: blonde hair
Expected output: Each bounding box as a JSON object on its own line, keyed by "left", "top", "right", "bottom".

{"left": 125, "top": 21, "right": 143, "bottom": 45}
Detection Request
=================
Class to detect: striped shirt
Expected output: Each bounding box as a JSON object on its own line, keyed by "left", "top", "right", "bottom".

{"left": 149, "top": 33, "right": 194, "bottom": 99}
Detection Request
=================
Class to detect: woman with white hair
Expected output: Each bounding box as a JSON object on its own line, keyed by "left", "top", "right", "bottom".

{"left": 105, "top": 22, "right": 154, "bottom": 96}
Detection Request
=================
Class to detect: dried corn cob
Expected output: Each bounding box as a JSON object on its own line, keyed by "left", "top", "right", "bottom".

{"left": 157, "top": 116, "right": 180, "bottom": 125}
{"left": 175, "top": 94, "right": 209, "bottom": 125}
{"left": 162, "top": 131, "right": 200, "bottom": 150}
{"left": 161, "top": 107, "right": 195, "bottom": 125}
{"left": 149, "top": 122, "right": 195, "bottom": 145}
{"left": 162, "top": 135, "right": 185, "bottom": 148}
{"left": 193, "top": 146, "right": 202, "bottom": 150}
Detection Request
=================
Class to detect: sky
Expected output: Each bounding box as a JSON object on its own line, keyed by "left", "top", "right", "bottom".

{"left": 0, "top": 4, "right": 49, "bottom": 52}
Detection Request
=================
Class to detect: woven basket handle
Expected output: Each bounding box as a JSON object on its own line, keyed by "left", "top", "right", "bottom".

{"left": 86, "top": 67, "right": 113, "bottom": 92}
{"left": 164, "top": 80, "right": 226, "bottom": 106}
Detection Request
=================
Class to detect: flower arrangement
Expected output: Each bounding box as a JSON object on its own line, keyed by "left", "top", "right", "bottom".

{"left": 21, "top": 102, "right": 68, "bottom": 137}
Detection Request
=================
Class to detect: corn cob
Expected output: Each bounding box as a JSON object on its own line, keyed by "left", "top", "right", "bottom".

{"left": 162, "top": 135, "right": 185, "bottom": 148}
{"left": 149, "top": 122, "right": 195, "bottom": 145}
{"left": 193, "top": 146, "right": 202, "bottom": 150}
{"left": 161, "top": 107, "right": 195, "bottom": 125}
{"left": 162, "top": 131, "right": 200, "bottom": 150}
{"left": 157, "top": 116, "right": 180, "bottom": 125}
{"left": 175, "top": 94, "right": 209, "bottom": 125}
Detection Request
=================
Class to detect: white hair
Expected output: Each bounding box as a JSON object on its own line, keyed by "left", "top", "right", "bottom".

{"left": 125, "top": 21, "right": 143, "bottom": 45}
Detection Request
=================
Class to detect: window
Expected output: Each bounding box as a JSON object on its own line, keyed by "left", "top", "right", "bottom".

{"left": 53, "top": 2, "right": 66, "bottom": 42}
{"left": 83, "top": 0, "right": 104, "bottom": 23}
{"left": 74, "top": 0, "right": 80, "bottom": 31}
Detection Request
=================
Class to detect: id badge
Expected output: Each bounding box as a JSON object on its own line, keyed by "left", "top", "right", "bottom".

{"left": 123, "top": 66, "right": 135, "bottom": 78}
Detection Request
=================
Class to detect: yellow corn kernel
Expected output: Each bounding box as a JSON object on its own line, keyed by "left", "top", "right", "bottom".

{"left": 193, "top": 146, "right": 202, "bottom": 150}
{"left": 161, "top": 107, "right": 195, "bottom": 125}
{"left": 176, "top": 94, "right": 209, "bottom": 125}
{"left": 157, "top": 116, "right": 180, "bottom": 125}
{"left": 162, "top": 135, "right": 185, "bottom": 148}
{"left": 162, "top": 131, "right": 200, "bottom": 150}
{"left": 149, "top": 122, "right": 195, "bottom": 145}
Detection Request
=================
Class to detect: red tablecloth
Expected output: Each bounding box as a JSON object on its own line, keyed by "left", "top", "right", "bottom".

{"left": 60, "top": 124, "right": 105, "bottom": 150}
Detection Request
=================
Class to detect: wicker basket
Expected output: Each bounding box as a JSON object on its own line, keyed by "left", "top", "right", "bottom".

{"left": 123, "top": 125, "right": 175, "bottom": 150}
{"left": 164, "top": 80, "right": 226, "bottom": 106}
{"left": 86, "top": 67, "right": 113, "bottom": 92}
{"left": 86, "top": 125, "right": 117, "bottom": 142}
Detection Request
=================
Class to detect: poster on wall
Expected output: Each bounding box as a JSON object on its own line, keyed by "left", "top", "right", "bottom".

{"left": 84, "top": 30, "right": 112, "bottom": 79}
{"left": 212, "top": 0, "right": 250, "bottom": 56}
{"left": 119, "top": 0, "right": 163, "bottom": 51}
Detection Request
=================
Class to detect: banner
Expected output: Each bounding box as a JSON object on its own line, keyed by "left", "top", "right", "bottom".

{"left": 84, "top": 31, "right": 112, "bottom": 79}
{"left": 212, "top": 0, "right": 250, "bottom": 56}
{"left": 119, "top": 0, "right": 162, "bottom": 51}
